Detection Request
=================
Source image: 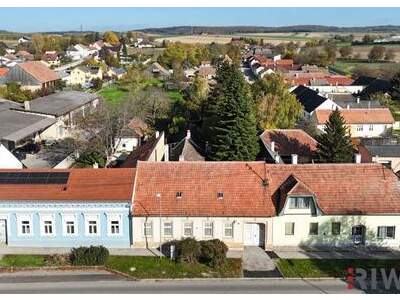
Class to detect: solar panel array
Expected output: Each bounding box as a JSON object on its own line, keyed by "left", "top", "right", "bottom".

{"left": 0, "top": 172, "right": 70, "bottom": 185}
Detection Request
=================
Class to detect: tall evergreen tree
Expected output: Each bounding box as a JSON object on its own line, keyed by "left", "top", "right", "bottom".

{"left": 316, "top": 109, "right": 354, "bottom": 163}
{"left": 202, "top": 62, "right": 259, "bottom": 161}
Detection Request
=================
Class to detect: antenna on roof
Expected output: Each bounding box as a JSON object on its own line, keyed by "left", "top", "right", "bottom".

{"left": 245, "top": 163, "right": 268, "bottom": 187}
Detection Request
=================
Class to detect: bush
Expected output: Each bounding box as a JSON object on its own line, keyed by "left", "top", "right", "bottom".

{"left": 70, "top": 246, "right": 110, "bottom": 266}
{"left": 175, "top": 238, "right": 201, "bottom": 264}
{"left": 200, "top": 239, "right": 228, "bottom": 267}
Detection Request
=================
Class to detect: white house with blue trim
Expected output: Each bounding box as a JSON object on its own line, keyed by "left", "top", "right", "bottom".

{"left": 0, "top": 168, "right": 135, "bottom": 248}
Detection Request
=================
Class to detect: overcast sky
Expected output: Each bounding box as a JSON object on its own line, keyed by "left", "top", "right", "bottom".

{"left": 1, "top": 7, "right": 400, "bottom": 32}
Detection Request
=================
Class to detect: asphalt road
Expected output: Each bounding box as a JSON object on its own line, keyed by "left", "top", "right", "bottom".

{"left": 0, "top": 270, "right": 367, "bottom": 294}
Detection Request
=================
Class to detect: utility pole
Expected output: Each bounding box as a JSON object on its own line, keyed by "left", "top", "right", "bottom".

{"left": 156, "top": 193, "right": 162, "bottom": 257}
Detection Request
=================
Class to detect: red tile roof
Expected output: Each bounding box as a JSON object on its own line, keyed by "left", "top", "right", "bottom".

{"left": 17, "top": 61, "right": 60, "bottom": 83}
{"left": 0, "top": 168, "right": 135, "bottom": 201}
{"left": 260, "top": 129, "right": 318, "bottom": 157}
{"left": 132, "top": 162, "right": 400, "bottom": 217}
{"left": 133, "top": 162, "right": 275, "bottom": 217}
{"left": 315, "top": 108, "right": 395, "bottom": 125}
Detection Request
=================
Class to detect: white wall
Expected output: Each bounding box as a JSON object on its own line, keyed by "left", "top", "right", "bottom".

{"left": 132, "top": 216, "right": 270, "bottom": 249}
{"left": 0, "top": 145, "right": 23, "bottom": 168}
{"left": 308, "top": 86, "right": 365, "bottom": 94}
{"left": 271, "top": 214, "right": 400, "bottom": 248}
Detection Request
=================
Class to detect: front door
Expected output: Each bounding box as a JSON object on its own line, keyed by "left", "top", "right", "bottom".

{"left": 0, "top": 219, "right": 7, "bottom": 244}
{"left": 352, "top": 225, "right": 366, "bottom": 245}
{"left": 244, "top": 223, "right": 261, "bottom": 246}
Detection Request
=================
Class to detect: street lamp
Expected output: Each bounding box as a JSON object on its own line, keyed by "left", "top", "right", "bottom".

{"left": 156, "top": 192, "right": 162, "bottom": 257}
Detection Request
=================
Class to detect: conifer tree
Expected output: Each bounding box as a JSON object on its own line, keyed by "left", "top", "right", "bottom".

{"left": 316, "top": 109, "right": 354, "bottom": 163}
{"left": 202, "top": 62, "right": 259, "bottom": 161}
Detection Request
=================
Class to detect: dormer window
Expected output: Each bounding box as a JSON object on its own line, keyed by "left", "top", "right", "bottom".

{"left": 289, "top": 197, "right": 311, "bottom": 209}
{"left": 217, "top": 192, "right": 224, "bottom": 199}
{"left": 176, "top": 192, "right": 183, "bottom": 199}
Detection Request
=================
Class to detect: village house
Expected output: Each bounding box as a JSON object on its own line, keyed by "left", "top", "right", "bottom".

{"left": 21, "top": 91, "right": 100, "bottom": 140}
{"left": 313, "top": 108, "right": 395, "bottom": 138}
{"left": 131, "top": 161, "right": 400, "bottom": 250}
{"left": 1, "top": 162, "right": 400, "bottom": 250}
{"left": 0, "top": 168, "right": 135, "bottom": 248}
{"left": 259, "top": 129, "right": 318, "bottom": 164}
{"left": 106, "top": 67, "right": 127, "bottom": 80}
{"left": 0, "top": 91, "right": 100, "bottom": 168}
{"left": 66, "top": 44, "right": 95, "bottom": 61}
{"left": 358, "top": 137, "right": 400, "bottom": 175}
{"left": 291, "top": 85, "right": 339, "bottom": 119}
{"left": 6, "top": 61, "right": 60, "bottom": 91}
{"left": 168, "top": 130, "right": 205, "bottom": 161}
{"left": 18, "top": 36, "right": 31, "bottom": 44}
{"left": 41, "top": 51, "right": 61, "bottom": 67}
{"left": 69, "top": 65, "right": 103, "bottom": 86}
{"left": 15, "top": 50, "right": 34, "bottom": 61}
{"left": 149, "top": 62, "right": 171, "bottom": 79}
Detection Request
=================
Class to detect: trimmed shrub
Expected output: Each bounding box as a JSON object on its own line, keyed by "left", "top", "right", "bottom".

{"left": 200, "top": 239, "right": 228, "bottom": 267}
{"left": 70, "top": 246, "right": 110, "bottom": 266}
{"left": 175, "top": 238, "right": 201, "bottom": 264}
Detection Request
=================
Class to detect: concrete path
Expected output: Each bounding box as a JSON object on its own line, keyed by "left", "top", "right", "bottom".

{"left": 242, "top": 246, "right": 276, "bottom": 271}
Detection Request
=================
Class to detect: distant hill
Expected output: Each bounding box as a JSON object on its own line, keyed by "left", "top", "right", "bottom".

{"left": 139, "top": 25, "right": 400, "bottom": 35}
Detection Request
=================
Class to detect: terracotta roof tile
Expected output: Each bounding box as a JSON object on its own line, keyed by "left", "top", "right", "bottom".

{"left": 17, "top": 61, "right": 60, "bottom": 83}
{"left": 260, "top": 129, "right": 318, "bottom": 157}
{"left": 132, "top": 162, "right": 400, "bottom": 217}
{"left": 315, "top": 108, "right": 394, "bottom": 125}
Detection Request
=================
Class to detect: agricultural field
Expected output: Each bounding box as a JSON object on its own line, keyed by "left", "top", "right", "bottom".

{"left": 330, "top": 60, "right": 400, "bottom": 77}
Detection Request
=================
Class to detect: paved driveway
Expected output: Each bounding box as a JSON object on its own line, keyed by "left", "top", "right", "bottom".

{"left": 242, "top": 246, "right": 282, "bottom": 277}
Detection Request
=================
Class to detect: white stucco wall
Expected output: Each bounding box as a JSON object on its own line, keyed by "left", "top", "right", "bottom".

{"left": 132, "top": 216, "right": 270, "bottom": 249}
{"left": 0, "top": 145, "right": 23, "bottom": 169}
{"left": 271, "top": 214, "right": 400, "bottom": 248}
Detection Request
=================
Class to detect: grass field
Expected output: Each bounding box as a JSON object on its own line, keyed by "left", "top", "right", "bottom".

{"left": 98, "top": 85, "right": 128, "bottom": 103}
{"left": 330, "top": 60, "right": 400, "bottom": 76}
{"left": 0, "top": 255, "right": 49, "bottom": 267}
{"left": 106, "top": 256, "right": 242, "bottom": 279}
{"left": 277, "top": 259, "right": 400, "bottom": 278}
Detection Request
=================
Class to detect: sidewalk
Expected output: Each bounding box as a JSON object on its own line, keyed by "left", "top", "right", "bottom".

{"left": 272, "top": 246, "right": 400, "bottom": 259}
{"left": 0, "top": 246, "right": 242, "bottom": 258}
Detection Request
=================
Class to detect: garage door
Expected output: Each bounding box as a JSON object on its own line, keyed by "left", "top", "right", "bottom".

{"left": 244, "top": 223, "right": 261, "bottom": 246}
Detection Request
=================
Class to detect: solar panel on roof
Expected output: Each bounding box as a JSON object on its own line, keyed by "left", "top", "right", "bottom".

{"left": 0, "top": 172, "right": 69, "bottom": 184}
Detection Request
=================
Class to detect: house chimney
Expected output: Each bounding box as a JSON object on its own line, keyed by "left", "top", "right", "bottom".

{"left": 291, "top": 154, "right": 298, "bottom": 165}
{"left": 24, "top": 101, "right": 30, "bottom": 110}
{"left": 270, "top": 141, "right": 275, "bottom": 152}
{"left": 357, "top": 97, "right": 360, "bottom": 104}
{"left": 155, "top": 131, "right": 160, "bottom": 138}
{"left": 186, "top": 130, "right": 191, "bottom": 140}
{"left": 93, "top": 162, "right": 99, "bottom": 169}
{"left": 354, "top": 153, "right": 362, "bottom": 164}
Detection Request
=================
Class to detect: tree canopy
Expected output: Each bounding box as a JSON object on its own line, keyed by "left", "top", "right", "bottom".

{"left": 252, "top": 74, "right": 303, "bottom": 130}
{"left": 316, "top": 109, "right": 354, "bottom": 163}
{"left": 202, "top": 62, "right": 259, "bottom": 161}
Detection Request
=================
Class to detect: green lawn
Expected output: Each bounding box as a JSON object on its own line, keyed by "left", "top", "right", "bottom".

{"left": 143, "top": 78, "right": 163, "bottom": 87}
{"left": 0, "top": 255, "right": 49, "bottom": 268}
{"left": 106, "top": 256, "right": 242, "bottom": 279}
{"left": 277, "top": 259, "right": 400, "bottom": 278}
{"left": 98, "top": 85, "right": 128, "bottom": 103}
